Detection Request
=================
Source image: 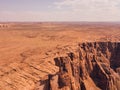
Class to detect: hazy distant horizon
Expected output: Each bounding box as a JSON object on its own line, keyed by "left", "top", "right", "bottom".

{"left": 1, "top": 20, "right": 120, "bottom": 23}
{"left": 1, "top": 0, "right": 120, "bottom": 21}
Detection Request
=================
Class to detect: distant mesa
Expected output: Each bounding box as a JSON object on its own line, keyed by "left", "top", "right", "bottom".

{"left": 0, "top": 24, "right": 8, "bottom": 28}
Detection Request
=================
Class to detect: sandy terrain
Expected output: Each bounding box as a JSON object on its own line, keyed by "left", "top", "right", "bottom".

{"left": 0, "top": 22, "right": 120, "bottom": 64}
{"left": 0, "top": 22, "right": 120, "bottom": 90}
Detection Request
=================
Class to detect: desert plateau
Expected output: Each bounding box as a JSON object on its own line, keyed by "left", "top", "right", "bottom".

{"left": 0, "top": 22, "right": 120, "bottom": 90}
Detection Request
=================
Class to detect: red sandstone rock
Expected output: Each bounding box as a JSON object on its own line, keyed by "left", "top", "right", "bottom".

{"left": 43, "top": 42, "right": 120, "bottom": 90}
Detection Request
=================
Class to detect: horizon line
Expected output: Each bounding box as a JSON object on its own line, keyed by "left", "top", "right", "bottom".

{"left": 0, "top": 21, "right": 120, "bottom": 23}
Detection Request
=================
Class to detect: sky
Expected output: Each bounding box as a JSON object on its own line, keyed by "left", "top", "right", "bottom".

{"left": 0, "top": 0, "right": 120, "bottom": 22}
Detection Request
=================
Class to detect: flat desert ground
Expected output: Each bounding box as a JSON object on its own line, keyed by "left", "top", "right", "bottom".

{"left": 0, "top": 22, "right": 120, "bottom": 90}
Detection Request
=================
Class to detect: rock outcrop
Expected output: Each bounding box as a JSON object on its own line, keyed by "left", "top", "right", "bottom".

{"left": 38, "top": 42, "right": 120, "bottom": 90}
{"left": 0, "top": 42, "right": 120, "bottom": 90}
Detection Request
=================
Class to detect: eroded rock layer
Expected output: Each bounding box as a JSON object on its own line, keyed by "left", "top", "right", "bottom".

{"left": 38, "top": 42, "right": 120, "bottom": 90}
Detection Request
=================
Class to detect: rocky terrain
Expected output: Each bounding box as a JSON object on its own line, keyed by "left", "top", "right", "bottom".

{"left": 39, "top": 42, "right": 120, "bottom": 90}
{"left": 0, "top": 22, "right": 120, "bottom": 90}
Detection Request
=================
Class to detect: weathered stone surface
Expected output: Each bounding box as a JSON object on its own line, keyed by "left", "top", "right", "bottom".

{"left": 39, "top": 42, "right": 120, "bottom": 90}
{"left": 0, "top": 42, "right": 120, "bottom": 90}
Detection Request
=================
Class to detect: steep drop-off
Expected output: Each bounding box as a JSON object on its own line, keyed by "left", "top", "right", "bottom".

{"left": 38, "top": 42, "right": 120, "bottom": 90}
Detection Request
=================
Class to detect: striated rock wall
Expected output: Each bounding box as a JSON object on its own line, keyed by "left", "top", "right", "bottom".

{"left": 38, "top": 42, "right": 120, "bottom": 90}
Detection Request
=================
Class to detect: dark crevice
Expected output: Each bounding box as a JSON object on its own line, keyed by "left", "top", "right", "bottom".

{"left": 38, "top": 42, "right": 120, "bottom": 90}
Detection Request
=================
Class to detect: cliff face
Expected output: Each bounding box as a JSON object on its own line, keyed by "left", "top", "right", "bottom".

{"left": 38, "top": 42, "right": 120, "bottom": 90}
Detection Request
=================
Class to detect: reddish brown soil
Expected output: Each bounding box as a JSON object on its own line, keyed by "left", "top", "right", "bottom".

{"left": 0, "top": 22, "right": 120, "bottom": 90}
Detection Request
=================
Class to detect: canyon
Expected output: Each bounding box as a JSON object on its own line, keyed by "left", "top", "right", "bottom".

{"left": 0, "top": 23, "right": 120, "bottom": 90}
{"left": 39, "top": 42, "right": 120, "bottom": 90}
